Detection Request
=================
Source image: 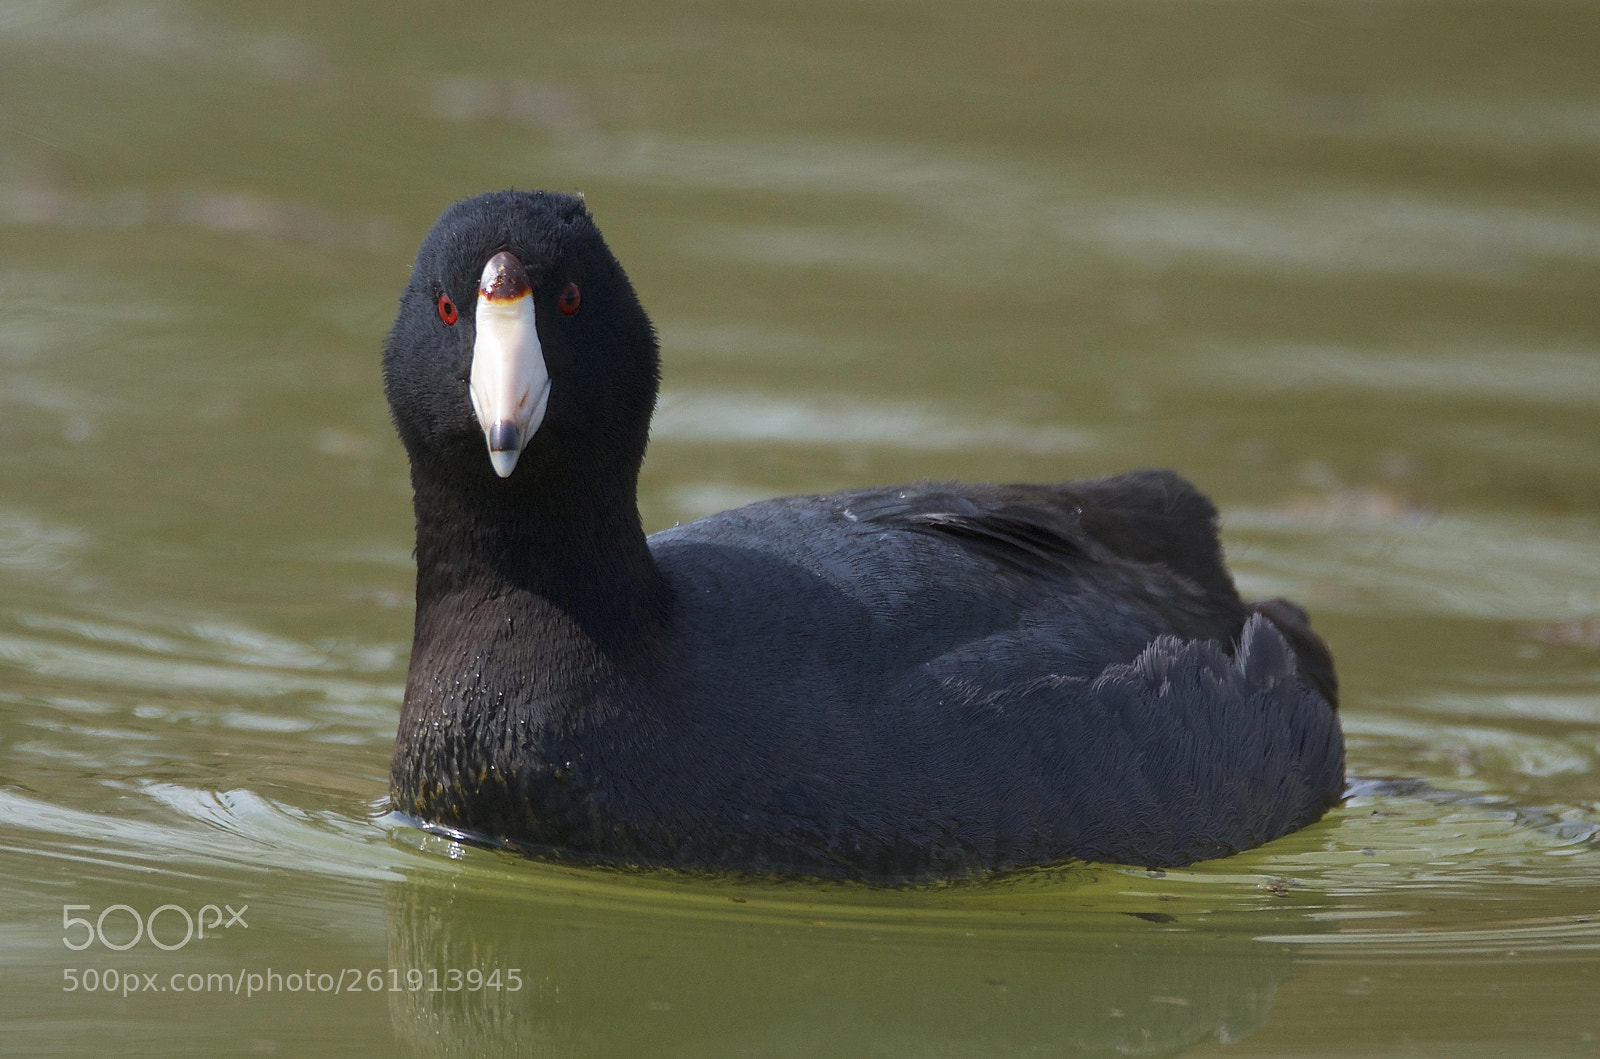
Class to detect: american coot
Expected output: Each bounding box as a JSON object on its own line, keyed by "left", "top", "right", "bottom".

{"left": 383, "top": 190, "right": 1344, "bottom": 880}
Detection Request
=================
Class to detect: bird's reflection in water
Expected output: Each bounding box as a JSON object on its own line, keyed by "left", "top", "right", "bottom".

{"left": 384, "top": 867, "right": 1301, "bottom": 1058}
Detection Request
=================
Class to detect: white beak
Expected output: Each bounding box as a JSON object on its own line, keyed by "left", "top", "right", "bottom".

{"left": 469, "top": 252, "right": 551, "bottom": 478}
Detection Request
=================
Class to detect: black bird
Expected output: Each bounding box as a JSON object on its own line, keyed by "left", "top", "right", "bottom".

{"left": 383, "top": 190, "right": 1343, "bottom": 881}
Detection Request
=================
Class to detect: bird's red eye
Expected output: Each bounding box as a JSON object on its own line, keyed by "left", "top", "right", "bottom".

{"left": 437, "top": 293, "right": 458, "bottom": 325}
{"left": 558, "top": 282, "right": 581, "bottom": 316}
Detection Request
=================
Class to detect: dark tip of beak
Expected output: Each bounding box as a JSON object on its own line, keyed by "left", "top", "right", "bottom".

{"left": 480, "top": 251, "right": 531, "bottom": 302}
{"left": 487, "top": 419, "right": 521, "bottom": 453}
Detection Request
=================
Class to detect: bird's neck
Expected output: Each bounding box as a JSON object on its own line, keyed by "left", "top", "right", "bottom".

{"left": 408, "top": 464, "right": 673, "bottom": 676}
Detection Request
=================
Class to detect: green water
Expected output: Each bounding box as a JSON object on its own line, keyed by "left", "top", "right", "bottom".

{"left": 3, "top": 1, "right": 1598, "bottom": 1054}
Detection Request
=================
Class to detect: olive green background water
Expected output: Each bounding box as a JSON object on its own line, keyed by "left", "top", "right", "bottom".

{"left": 2, "top": 1, "right": 1598, "bottom": 1055}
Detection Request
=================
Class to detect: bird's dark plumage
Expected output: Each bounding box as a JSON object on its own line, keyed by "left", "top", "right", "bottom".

{"left": 383, "top": 190, "right": 1344, "bottom": 881}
